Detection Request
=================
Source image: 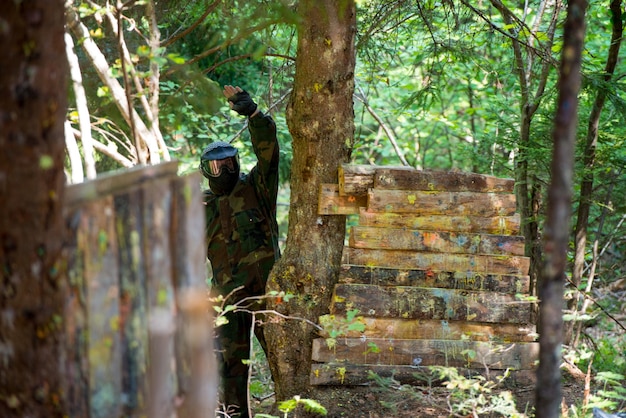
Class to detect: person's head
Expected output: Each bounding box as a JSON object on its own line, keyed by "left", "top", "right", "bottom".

{"left": 200, "top": 141, "right": 240, "bottom": 195}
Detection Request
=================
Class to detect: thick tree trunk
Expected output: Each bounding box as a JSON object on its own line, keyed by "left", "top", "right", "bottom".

{"left": 535, "top": 1, "right": 586, "bottom": 417}
{"left": 567, "top": 0, "right": 623, "bottom": 345}
{"left": 0, "top": 1, "right": 68, "bottom": 416}
{"left": 265, "top": 0, "right": 356, "bottom": 403}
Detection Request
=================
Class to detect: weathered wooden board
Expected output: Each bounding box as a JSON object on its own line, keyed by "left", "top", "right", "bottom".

{"left": 170, "top": 174, "right": 208, "bottom": 399}
{"left": 318, "top": 315, "right": 537, "bottom": 342}
{"left": 80, "top": 196, "right": 123, "bottom": 418}
{"left": 349, "top": 226, "right": 525, "bottom": 256}
{"left": 310, "top": 363, "right": 537, "bottom": 386}
{"left": 338, "top": 164, "right": 411, "bottom": 196}
{"left": 358, "top": 209, "right": 521, "bottom": 235}
{"left": 114, "top": 190, "right": 149, "bottom": 415}
{"left": 312, "top": 338, "right": 539, "bottom": 369}
{"left": 342, "top": 248, "right": 530, "bottom": 276}
{"left": 367, "top": 189, "right": 517, "bottom": 217}
{"left": 338, "top": 265, "right": 529, "bottom": 294}
{"left": 374, "top": 168, "right": 515, "bottom": 193}
{"left": 142, "top": 177, "right": 177, "bottom": 418}
{"left": 318, "top": 183, "right": 367, "bottom": 215}
{"left": 331, "top": 284, "right": 531, "bottom": 323}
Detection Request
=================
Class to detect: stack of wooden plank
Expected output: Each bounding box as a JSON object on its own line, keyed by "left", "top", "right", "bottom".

{"left": 311, "top": 165, "right": 538, "bottom": 385}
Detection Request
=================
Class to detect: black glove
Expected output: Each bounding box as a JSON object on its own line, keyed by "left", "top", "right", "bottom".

{"left": 228, "top": 90, "right": 258, "bottom": 117}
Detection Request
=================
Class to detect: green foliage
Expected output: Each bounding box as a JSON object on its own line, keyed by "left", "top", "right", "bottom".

{"left": 430, "top": 366, "right": 527, "bottom": 417}
{"left": 319, "top": 309, "right": 366, "bottom": 351}
{"left": 256, "top": 396, "right": 327, "bottom": 418}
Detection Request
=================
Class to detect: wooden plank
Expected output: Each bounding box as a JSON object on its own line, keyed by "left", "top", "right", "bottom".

{"left": 318, "top": 183, "right": 367, "bottom": 215}
{"left": 338, "top": 164, "right": 411, "bottom": 196}
{"left": 359, "top": 209, "right": 521, "bottom": 235}
{"left": 338, "top": 265, "right": 530, "bottom": 294}
{"left": 342, "top": 248, "right": 530, "bottom": 276}
{"left": 330, "top": 284, "right": 532, "bottom": 323}
{"left": 142, "top": 177, "right": 177, "bottom": 418}
{"left": 318, "top": 315, "right": 537, "bottom": 342}
{"left": 310, "top": 363, "right": 537, "bottom": 386}
{"left": 170, "top": 173, "right": 208, "bottom": 399}
{"left": 312, "top": 338, "right": 539, "bottom": 369}
{"left": 63, "top": 206, "right": 90, "bottom": 417}
{"left": 114, "top": 190, "right": 149, "bottom": 415}
{"left": 349, "top": 226, "right": 525, "bottom": 256}
{"left": 367, "top": 189, "right": 517, "bottom": 217}
{"left": 374, "top": 168, "right": 515, "bottom": 193}
{"left": 80, "top": 196, "right": 123, "bottom": 418}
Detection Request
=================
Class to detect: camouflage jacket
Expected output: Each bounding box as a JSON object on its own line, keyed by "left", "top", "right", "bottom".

{"left": 204, "top": 112, "right": 280, "bottom": 299}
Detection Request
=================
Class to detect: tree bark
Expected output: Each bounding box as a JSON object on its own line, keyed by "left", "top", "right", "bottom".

{"left": 535, "top": 1, "right": 587, "bottom": 417}
{"left": 265, "top": 0, "right": 356, "bottom": 403}
{"left": 567, "top": 0, "right": 623, "bottom": 345}
{"left": 0, "top": 0, "right": 68, "bottom": 416}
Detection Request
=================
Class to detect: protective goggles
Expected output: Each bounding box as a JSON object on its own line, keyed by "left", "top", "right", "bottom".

{"left": 202, "top": 156, "right": 238, "bottom": 177}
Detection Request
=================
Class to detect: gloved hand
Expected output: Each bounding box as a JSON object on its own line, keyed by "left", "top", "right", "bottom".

{"left": 227, "top": 89, "right": 258, "bottom": 117}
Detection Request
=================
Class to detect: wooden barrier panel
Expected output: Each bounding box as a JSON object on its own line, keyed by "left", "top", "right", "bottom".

{"left": 358, "top": 209, "right": 521, "bottom": 235}
{"left": 338, "top": 164, "right": 515, "bottom": 196}
{"left": 318, "top": 315, "right": 537, "bottom": 342}
{"left": 367, "top": 189, "right": 518, "bottom": 217}
{"left": 343, "top": 248, "right": 531, "bottom": 276}
{"left": 330, "top": 284, "right": 531, "bottom": 323}
{"left": 63, "top": 162, "right": 214, "bottom": 416}
{"left": 314, "top": 166, "right": 536, "bottom": 386}
{"left": 311, "top": 338, "right": 539, "bottom": 369}
{"left": 338, "top": 265, "right": 530, "bottom": 294}
{"left": 349, "top": 226, "right": 526, "bottom": 256}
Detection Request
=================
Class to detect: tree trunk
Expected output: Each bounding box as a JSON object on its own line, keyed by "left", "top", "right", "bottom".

{"left": 0, "top": 1, "right": 68, "bottom": 416}
{"left": 265, "top": 0, "right": 356, "bottom": 403}
{"left": 567, "top": 0, "right": 623, "bottom": 345}
{"left": 535, "top": 1, "right": 587, "bottom": 417}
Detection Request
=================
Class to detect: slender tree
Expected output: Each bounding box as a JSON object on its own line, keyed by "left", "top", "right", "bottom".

{"left": 568, "top": 0, "right": 623, "bottom": 345}
{"left": 265, "top": 0, "right": 357, "bottom": 402}
{"left": 535, "top": 1, "right": 587, "bottom": 417}
{"left": 0, "top": 0, "right": 69, "bottom": 416}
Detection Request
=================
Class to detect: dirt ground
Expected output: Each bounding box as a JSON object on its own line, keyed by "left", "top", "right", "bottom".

{"left": 252, "top": 370, "right": 586, "bottom": 417}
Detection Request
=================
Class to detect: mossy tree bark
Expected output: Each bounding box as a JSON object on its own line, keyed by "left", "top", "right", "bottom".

{"left": 0, "top": 1, "right": 68, "bottom": 416}
{"left": 535, "top": 1, "right": 586, "bottom": 417}
{"left": 265, "top": 0, "right": 356, "bottom": 403}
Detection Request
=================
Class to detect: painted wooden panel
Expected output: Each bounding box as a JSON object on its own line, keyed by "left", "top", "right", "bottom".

{"left": 310, "top": 364, "right": 537, "bottom": 386}
{"left": 342, "top": 248, "right": 530, "bottom": 276}
{"left": 358, "top": 209, "right": 521, "bottom": 235}
{"left": 319, "top": 315, "right": 537, "bottom": 342}
{"left": 114, "top": 190, "right": 149, "bottom": 416}
{"left": 331, "top": 284, "right": 532, "bottom": 323}
{"left": 338, "top": 265, "right": 529, "bottom": 294}
{"left": 64, "top": 162, "right": 215, "bottom": 415}
{"left": 338, "top": 164, "right": 411, "bottom": 195}
{"left": 367, "top": 189, "right": 517, "bottom": 217}
{"left": 80, "top": 196, "right": 123, "bottom": 418}
{"left": 338, "top": 165, "right": 515, "bottom": 195}
{"left": 374, "top": 168, "right": 515, "bottom": 193}
{"left": 318, "top": 183, "right": 367, "bottom": 215}
{"left": 349, "top": 226, "right": 525, "bottom": 256}
{"left": 312, "top": 338, "right": 539, "bottom": 369}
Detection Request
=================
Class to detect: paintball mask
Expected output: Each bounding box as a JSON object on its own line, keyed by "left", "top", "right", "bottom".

{"left": 200, "top": 141, "right": 240, "bottom": 195}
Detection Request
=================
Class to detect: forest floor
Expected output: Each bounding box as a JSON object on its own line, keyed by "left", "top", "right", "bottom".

{"left": 251, "top": 367, "right": 587, "bottom": 417}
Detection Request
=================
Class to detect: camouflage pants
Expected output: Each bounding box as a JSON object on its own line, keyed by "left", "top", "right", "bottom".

{"left": 215, "top": 305, "right": 267, "bottom": 418}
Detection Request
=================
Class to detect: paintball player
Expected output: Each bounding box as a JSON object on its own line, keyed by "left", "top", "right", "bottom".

{"left": 199, "top": 85, "right": 280, "bottom": 418}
